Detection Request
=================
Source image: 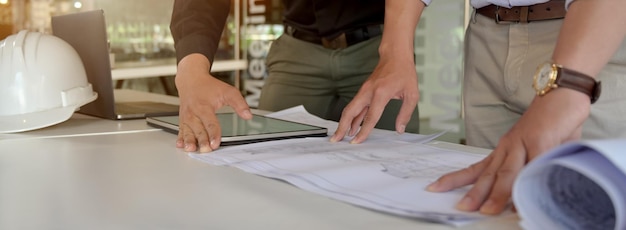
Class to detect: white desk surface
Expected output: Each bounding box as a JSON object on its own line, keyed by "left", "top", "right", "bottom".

{"left": 0, "top": 129, "right": 520, "bottom": 230}
{"left": 0, "top": 90, "right": 521, "bottom": 229}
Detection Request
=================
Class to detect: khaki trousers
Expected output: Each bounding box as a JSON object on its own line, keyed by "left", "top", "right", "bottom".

{"left": 464, "top": 12, "right": 626, "bottom": 149}
{"left": 259, "top": 34, "right": 420, "bottom": 133}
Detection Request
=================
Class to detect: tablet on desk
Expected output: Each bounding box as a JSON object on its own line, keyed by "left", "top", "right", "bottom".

{"left": 146, "top": 113, "right": 328, "bottom": 146}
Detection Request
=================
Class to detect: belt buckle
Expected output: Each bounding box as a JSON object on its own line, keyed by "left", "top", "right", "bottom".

{"left": 494, "top": 6, "right": 502, "bottom": 24}
{"left": 493, "top": 6, "right": 503, "bottom": 24}
{"left": 322, "top": 33, "right": 348, "bottom": 49}
{"left": 494, "top": 6, "right": 514, "bottom": 24}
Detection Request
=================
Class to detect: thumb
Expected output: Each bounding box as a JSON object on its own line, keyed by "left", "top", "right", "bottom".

{"left": 226, "top": 92, "right": 252, "bottom": 120}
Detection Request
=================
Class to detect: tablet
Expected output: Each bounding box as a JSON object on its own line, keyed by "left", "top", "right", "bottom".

{"left": 146, "top": 113, "right": 328, "bottom": 146}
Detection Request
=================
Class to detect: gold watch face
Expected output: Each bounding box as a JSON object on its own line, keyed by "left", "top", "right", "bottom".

{"left": 533, "top": 62, "right": 558, "bottom": 96}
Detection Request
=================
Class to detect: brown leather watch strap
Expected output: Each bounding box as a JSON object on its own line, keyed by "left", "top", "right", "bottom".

{"left": 555, "top": 67, "right": 601, "bottom": 103}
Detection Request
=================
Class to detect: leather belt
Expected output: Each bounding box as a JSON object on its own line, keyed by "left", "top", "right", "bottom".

{"left": 284, "top": 24, "right": 383, "bottom": 49}
{"left": 476, "top": 0, "right": 566, "bottom": 24}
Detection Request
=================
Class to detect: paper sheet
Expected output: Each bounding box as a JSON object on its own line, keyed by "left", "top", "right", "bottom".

{"left": 265, "top": 105, "right": 446, "bottom": 143}
{"left": 191, "top": 137, "right": 489, "bottom": 226}
{"left": 188, "top": 106, "right": 499, "bottom": 226}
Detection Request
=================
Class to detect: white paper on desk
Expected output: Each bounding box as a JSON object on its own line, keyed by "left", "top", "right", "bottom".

{"left": 190, "top": 106, "right": 497, "bottom": 226}
{"left": 265, "top": 105, "right": 445, "bottom": 143}
{"left": 513, "top": 139, "right": 626, "bottom": 230}
{"left": 191, "top": 138, "right": 489, "bottom": 226}
{"left": 264, "top": 105, "right": 337, "bottom": 133}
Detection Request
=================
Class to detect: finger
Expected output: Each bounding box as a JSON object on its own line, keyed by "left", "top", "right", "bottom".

{"left": 456, "top": 148, "right": 508, "bottom": 212}
{"left": 203, "top": 114, "right": 222, "bottom": 151}
{"left": 179, "top": 106, "right": 201, "bottom": 152}
{"left": 176, "top": 122, "right": 185, "bottom": 148}
{"left": 349, "top": 108, "right": 367, "bottom": 137}
{"left": 331, "top": 113, "right": 353, "bottom": 142}
{"left": 182, "top": 109, "right": 211, "bottom": 152}
{"left": 188, "top": 99, "right": 222, "bottom": 152}
{"left": 480, "top": 145, "right": 526, "bottom": 215}
{"left": 195, "top": 125, "right": 212, "bottom": 153}
{"left": 181, "top": 123, "right": 199, "bottom": 152}
{"left": 224, "top": 89, "right": 252, "bottom": 120}
{"left": 351, "top": 96, "right": 388, "bottom": 144}
{"left": 183, "top": 112, "right": 213, "bottom": 153}
{"left": 331, "top": 98, "right": 370, "bottom": 142}
{"left": 427, "top": 155, "right": 493, "bottom": 192}
{"left": 395, "top": 93, "right": 418, "bottom": 134}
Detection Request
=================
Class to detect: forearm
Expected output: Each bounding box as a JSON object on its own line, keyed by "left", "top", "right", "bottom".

{"left": 378, "top": 0, "right": 426, "bottom": 59}
{"left": 552, "top": 0, "right": 626, "bottom": 78}
{"left": 170, "top": 0, "right": 230, "bottom": 65}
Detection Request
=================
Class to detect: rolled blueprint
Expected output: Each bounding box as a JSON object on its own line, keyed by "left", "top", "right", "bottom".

{"left": 513, "top": 139, "right": 626, "bottom": 230}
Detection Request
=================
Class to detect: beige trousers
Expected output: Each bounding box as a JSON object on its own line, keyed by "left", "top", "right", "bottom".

{"left": 464, "top": 12, "right": 626, "bottom": 149}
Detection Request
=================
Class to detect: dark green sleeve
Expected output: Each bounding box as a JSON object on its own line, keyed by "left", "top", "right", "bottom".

{"left": 170, "top": 0, "right": 231, "bottom": 65}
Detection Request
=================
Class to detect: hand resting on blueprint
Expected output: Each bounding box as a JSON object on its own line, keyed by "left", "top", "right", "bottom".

{"left": 426, "top": 0, "right": 626, "bottom": 215}
{"left": 175, "top": 54, "right": 253, "bottom": 153}
{"left": 427, "top": 89, "right": 590, "bottom": 215}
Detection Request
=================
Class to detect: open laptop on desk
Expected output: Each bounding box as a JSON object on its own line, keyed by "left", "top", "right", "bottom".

{"left": 51, "top": 9, "right": 179, "bottom": 120}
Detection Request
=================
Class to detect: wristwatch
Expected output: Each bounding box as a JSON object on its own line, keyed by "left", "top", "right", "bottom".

{"left": 532, "top": 61, "right": 601, "bottom": 104}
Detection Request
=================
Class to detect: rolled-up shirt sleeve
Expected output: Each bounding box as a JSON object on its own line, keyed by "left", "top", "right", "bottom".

{"left": 170, "top": 0, "right": 231, "bottom": 64}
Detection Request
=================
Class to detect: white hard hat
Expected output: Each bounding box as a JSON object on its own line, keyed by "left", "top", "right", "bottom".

{"left": 0, "top": 30, "right": 98, "bottom": 133}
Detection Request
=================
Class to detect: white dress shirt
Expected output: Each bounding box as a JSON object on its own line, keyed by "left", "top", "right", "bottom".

{"left": 420, "top": 0, "right": 575, "bottom": 9}
{"left": 470, "top": 0, "right": 574, "bottom": 8}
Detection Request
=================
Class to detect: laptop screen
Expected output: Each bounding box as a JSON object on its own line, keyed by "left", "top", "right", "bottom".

{"left": 51, "top": 10, "right": 179, "bottom": 120}
{"left": 51, "top": 9, "right": 117, "bottom": 119}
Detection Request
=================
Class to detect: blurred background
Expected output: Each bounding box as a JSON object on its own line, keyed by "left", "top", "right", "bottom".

{"left": 0, "top": 0, "right": 245, "bottom": 96}
{"left": 0, "top": 0, "right": 467, "bottom": 143}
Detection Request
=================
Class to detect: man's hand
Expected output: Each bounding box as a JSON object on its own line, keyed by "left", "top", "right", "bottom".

{"left": 175, "top": 54, "right": 252, "bottom": 153}
{"left": 330, "top": 0, "right": 424, "bottom": 144}
{"left": 331, "top": 55, "right": 419, "bottom": 144}
{"left": 426, "top": 89, "right": 590, "bottom": 214}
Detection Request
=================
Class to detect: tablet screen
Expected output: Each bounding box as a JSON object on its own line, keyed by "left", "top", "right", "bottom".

{"left": 146, "top": 113, "right": 327, "bottom": 145}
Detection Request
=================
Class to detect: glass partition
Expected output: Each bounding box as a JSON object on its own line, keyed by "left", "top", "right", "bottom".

{"left": 5, "top": 0, "right": 241, "bottom": 64}
{"left": 241, "top": 0, "right": 283, "bottom": 107}
{"left": 2, "top": 0, "right": 469, "bottom": 144}
{"left": 4, "top": 0, "right": 245, "bottom": 96}
{"left": 0, "top": 0, "right": 13, "bottom": 39}
{"left": 414, "top": 0, "right": 468, "bottom": 143}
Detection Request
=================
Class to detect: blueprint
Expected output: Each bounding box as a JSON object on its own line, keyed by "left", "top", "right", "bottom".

{"left": 514, "top": 139, "right": 626, "bottom": 230}
{"left": 189, "top": 106, "right": 506, "bottom": 226}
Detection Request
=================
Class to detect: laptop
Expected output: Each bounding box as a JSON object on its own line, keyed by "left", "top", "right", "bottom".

{"left": 146, "top": 113, "right": 328, "bottom": 146}
{"left": 51, "top": 9, "right": 179, "bottom": 120}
